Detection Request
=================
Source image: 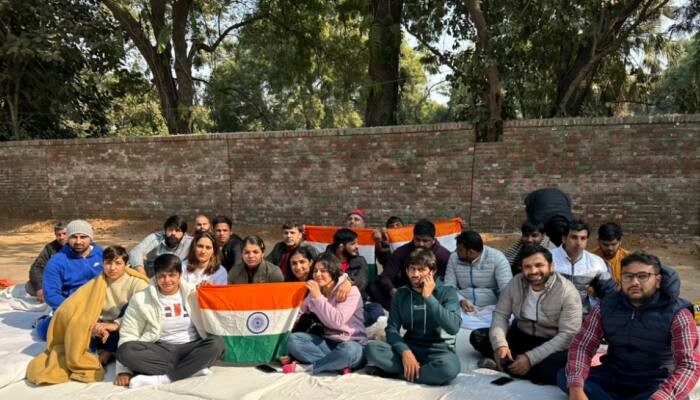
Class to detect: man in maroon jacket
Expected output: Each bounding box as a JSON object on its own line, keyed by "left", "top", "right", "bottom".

{"left": 368, "top": 219, "right": 451, "bottom": 310}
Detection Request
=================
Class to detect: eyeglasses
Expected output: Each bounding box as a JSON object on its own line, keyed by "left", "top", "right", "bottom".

{"left": 620, "top": 272, "right": 658, "bottom": 283}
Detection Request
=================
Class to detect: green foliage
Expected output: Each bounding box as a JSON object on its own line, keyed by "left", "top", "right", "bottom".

{"left": 651, "top": 35, "right": 700, "bottom": 113}
{"left": 406, "top": 0, "right": 684, "bottom": 124}
{"left": 207, "top": 0, "right": 367, "bottom": 131}
{"left": 207, "top": 0, "right": 447, "bottom": 131}
{"left": 397, "top": 43, "right": 450, "bottom": 124}
{"left": 100, "top": 69, "right": 168, "bottom": 136}
{"left": 0, "top": 0, "right": 125, "bottom": 140}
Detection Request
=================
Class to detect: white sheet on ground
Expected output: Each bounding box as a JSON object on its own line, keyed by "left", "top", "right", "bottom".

{"left": 460, "top": 305, "right": 496, "bottom": 330}
{"left": 0, "top": 305, "right": 697, "bottom": 399}
{"left": 0, "top": 285, "right": 50, "bottom": 313}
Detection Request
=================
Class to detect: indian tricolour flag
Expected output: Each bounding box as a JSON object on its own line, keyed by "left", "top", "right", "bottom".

{"left": 196, "top": 282, "right": 307, "bottom": 364}
{"left": 386, "top": 218, "right": 462, "bottom": 252}
{"left": 304, "top": 226, "right": 378, "bottom": 283}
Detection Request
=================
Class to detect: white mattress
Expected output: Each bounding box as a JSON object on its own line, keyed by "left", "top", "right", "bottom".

{"left": 0, "top": 285, "right": 696, "bottom": 400}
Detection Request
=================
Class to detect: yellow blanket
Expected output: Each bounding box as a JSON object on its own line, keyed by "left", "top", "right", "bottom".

{"left": 26, "top": 269, "right": 148, "bottom": 384}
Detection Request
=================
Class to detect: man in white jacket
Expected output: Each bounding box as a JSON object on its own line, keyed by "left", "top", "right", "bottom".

{"left": 444, "top": 230, "right": 512, "bottom": 329}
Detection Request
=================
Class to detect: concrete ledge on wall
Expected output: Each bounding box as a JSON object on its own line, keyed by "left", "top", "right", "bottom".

{"left": 0, "top": 122, "right": 473, "bottom": 148}
{"left": 504, "top": 113, "right": 700, "bottom": 128}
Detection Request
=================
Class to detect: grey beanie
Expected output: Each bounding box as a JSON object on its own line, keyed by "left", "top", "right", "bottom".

{"left": 65, "top": 219, "right": 93, "bottom": 240}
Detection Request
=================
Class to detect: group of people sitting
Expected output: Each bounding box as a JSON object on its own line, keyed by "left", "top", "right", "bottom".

{"left": 21, "top": 188, "right": 700, "bottom": 400}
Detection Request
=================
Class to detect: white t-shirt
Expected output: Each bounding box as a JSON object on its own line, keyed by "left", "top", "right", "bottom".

{"left": 158, "top": 291, "right": 199, "bottom": 344}
{"left": 521, "top": 287, "right": 544, "bottom": 321}
{"left": 181, "top": 261, "right": 228, "bottom": 285}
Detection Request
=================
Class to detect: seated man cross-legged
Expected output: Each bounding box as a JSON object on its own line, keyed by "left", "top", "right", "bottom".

{"left": 559, "top": 252, "right": 700, "bottom": 400}
{"left": 369, "top": 219, "right": 451, "bottom": 311}
{"left": 470, "top": 245, "right": 582, "bottom": 385}
{"left": 26, "top": 221, "right": 67, "bottom": 302}
{"left": 444, "top": 230, "right": 512, "bottom": 329}
{"left": 365, "top": 249, "right": 462, "bottom": 386}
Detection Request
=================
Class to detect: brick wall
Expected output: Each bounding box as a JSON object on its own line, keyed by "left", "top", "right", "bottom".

{"left": 470, "top": 115, "right": 700, "bottom": 235}
{"left": 1, "top": 115, "right": 698, "bottom": 234}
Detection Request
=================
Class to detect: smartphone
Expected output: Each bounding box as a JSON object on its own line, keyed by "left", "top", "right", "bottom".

{"left": 490, "top": 376, "right": 515, "bottom": 386}
{"left": 255, "top": 364, "right": 278, "bottom": 373}
{"left": 500, "top": 358, "right": 514, "bottom": 369}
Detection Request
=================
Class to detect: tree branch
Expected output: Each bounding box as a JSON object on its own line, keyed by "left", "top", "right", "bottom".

{"left": 188, "top": 13, "right": 262, "bottom": 60}
{"left": 103, "top": 0, "right": 157, "bottom": 67}
{"left": 402, "top": 22, "right": 466, "bottom": 80}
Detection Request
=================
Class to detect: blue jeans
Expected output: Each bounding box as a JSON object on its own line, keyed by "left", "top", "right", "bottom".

{"left": 36, "top": 315, "right": 51, "bottom": 341}
{"left": 557, "top": 366, "right": 660, "bottom": 400}
{"left": 286, "top": 332, "right": 365, "bottom": 374}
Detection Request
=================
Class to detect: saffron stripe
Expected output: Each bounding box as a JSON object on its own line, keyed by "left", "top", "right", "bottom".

{"left": 305, "top": 225, "right": 376, "bottom": 245}
{"left": 386, "top": 218, "right": 462, "bottom": 252}
{"left": 197, "top": 283, "right": 307, "bottom": 311}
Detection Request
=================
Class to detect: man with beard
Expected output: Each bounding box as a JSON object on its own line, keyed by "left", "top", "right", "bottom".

{"left": 559, "top": 252, "right": 699, "bottom": 400}
{"left": 129, "top": 215, "right": 192, "bottom": 277}
{"left": 266, "top": 223, "right": 318, "bottom": 278}
{"left": 26, "top": 221, "right": 67, "bottom": 302}
{"left": 551, "top": 220, "right": 612, "bottom": 316}
{"left": 211, "top": 216, "right": 243, "bottom": 271}
{"left": 324, "top": 228, "right": 384, "bottom": 326}
{"left": 592, "top": 222, "right": 629, "bottom": 285}
{"left": 444, "top": 230, "right": 512, "bottom": 329}
{"left": 193, "top": 214, "right": 211, "bottom": 234}
{"left": 469, "top": 245, "right": 582, "bottom": 385}
{"left": 36, "top": 220, "right": 104, "bottom": 341}
{"left": 504, "top": 220, "right": 556, "bottom": 275}
{"left": 365, "top": 249, "right": 461, "bottom": 386}
{"left": 369, "top": 219, "right": 451, "bottom": 310}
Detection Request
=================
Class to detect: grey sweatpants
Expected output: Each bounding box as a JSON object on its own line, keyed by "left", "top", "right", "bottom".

{"left": 117, "top": 337, "right": 224, "bottom": 381}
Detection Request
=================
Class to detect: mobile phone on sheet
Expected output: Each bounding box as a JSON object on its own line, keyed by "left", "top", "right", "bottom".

{"left": 490, "top": 376, "right": 515, "bottom": 386}
{"left": 255, "top": 364, "right": 278, "bottom": 373}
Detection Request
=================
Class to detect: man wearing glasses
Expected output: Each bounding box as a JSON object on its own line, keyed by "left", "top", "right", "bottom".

{"left": 559, "top": 252, "right": 700, "bottom": 400}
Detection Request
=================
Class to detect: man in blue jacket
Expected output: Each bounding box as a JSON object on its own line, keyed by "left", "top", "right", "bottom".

{"left": 35, "top": 220, "right": 103, "bottom": 341}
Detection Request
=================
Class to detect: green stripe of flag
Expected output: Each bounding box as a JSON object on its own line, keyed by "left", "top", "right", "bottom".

{"left": 218, "top": 332, "right": 290, "bottom": 364}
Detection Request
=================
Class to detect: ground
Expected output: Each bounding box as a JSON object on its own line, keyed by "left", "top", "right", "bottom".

{"left": 1, "top": 218, "right": 698, "bottom": 301}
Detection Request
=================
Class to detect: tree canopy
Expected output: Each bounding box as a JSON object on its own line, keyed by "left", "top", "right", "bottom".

{"left": 0, "top": 0, "right": 697, "bottom": 140}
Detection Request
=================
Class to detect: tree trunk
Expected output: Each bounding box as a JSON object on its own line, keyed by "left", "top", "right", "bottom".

{"left": 365, "top": 0, "right": 403, "bottom": 127}
{"left": 8, "top": 77, "right": 21, "bottom": 140}
{"left": 103, "top": 0, "right": 193, "bottom": 134}
{"left": 172, "top": 0, "right": 195, "bottom": 133}
{"left": 551, "top": 44, "right": 603, "bottom": 117}
{"left": 465, "top": 0, "right": 502, "bottom": 142}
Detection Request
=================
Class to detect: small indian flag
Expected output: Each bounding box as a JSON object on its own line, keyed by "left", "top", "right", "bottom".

{"left": 197, "top": 283, "right": 307, "bottom": 364}
{"left": 386, "top": 218, "right": 462, "bottom": 252}
{"left": 304, "top": 225, "right": 378, "bottom": 283}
